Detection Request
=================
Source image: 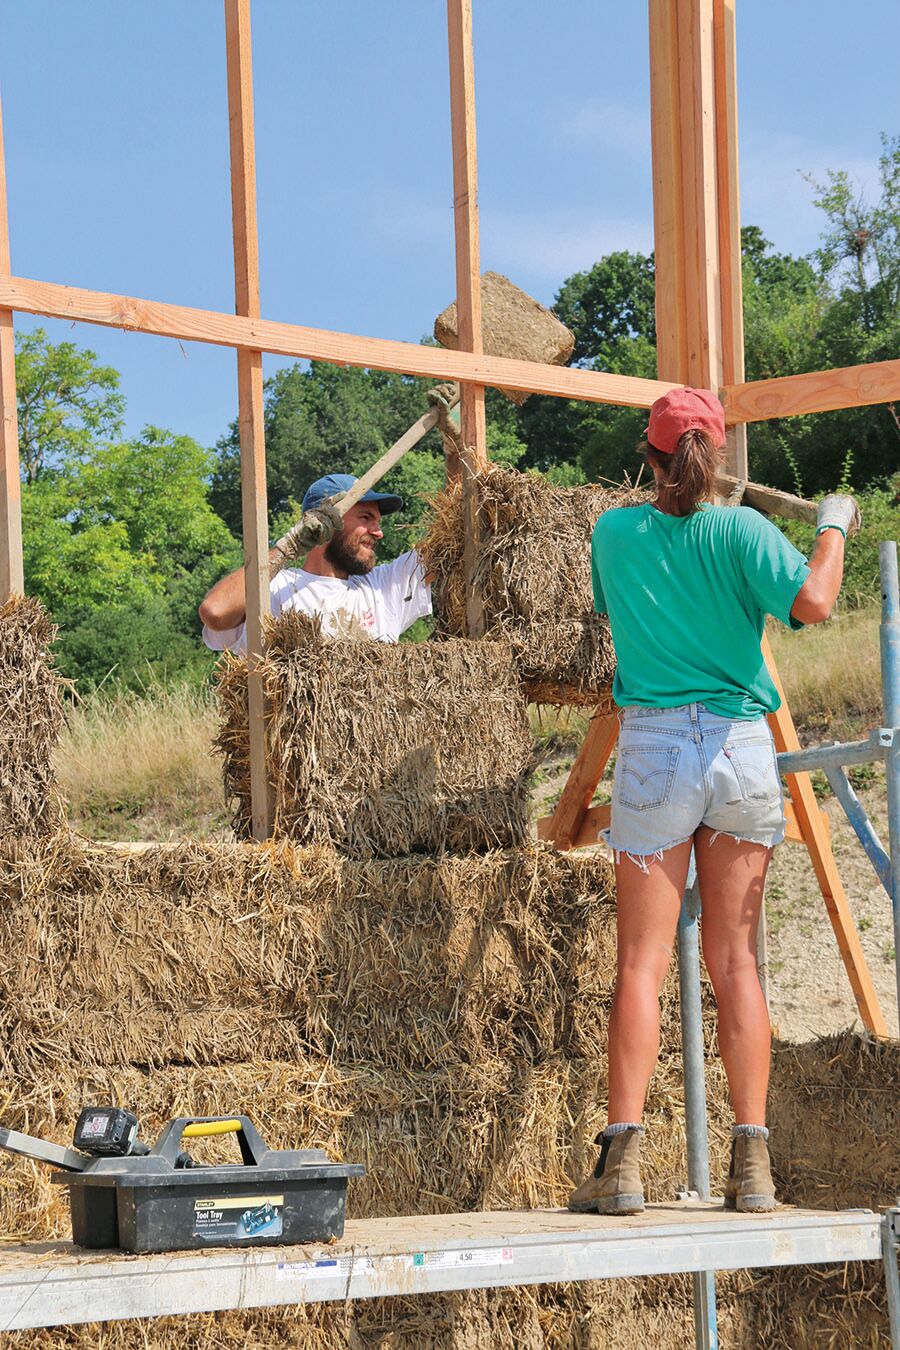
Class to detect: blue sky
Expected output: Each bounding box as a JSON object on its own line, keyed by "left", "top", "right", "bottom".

{"left": 0, "top": 1, "right": 896, "bottom": 451}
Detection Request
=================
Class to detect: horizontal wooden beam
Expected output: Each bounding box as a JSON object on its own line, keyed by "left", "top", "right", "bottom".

{"left": 5, "top": 275, "right": 895, "bottom": 424}
{"left": 722, "top": 357, "right": 900, "bottom": 424}
{"left": 0, "top": 275, "right": 677, "bottom": 409}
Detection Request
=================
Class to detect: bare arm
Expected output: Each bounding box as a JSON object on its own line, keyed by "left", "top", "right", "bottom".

{"left": 199, "top": 564, "right": 249, "bottom": 631}
{"left": 198, "top": 502, "right": 344, "bottom": 632}
{"left": 790, "top": 527, "right": 845, "bottom": 625}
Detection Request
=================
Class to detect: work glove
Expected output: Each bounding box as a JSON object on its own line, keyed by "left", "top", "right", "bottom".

{"left": 427, "top": 382, "right": 462, "bottom": 449}
{"left": 269, "top": 496, "right": 344, "bottom": 576}
{"left": 816, "top": 493, "right": 861, "bottom": 539}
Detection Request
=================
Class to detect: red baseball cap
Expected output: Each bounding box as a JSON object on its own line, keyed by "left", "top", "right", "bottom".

{"left": 644, "top": 387, "right": 726, "bottom": 454}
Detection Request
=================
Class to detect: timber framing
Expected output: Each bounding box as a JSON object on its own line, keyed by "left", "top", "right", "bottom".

{"left": 0, "top": 272, "right": 895, "bottom": 423}
{"left": 0, "top": 0, "right": 894, "bottom": 1002}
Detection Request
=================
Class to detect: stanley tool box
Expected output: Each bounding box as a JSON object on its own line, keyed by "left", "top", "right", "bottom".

{"left": 0, "top": 1110, "right": 364, "bottom": 1254}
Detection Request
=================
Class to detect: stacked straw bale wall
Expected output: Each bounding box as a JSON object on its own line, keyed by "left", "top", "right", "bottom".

{"left": 419, "top": 467, "right": 646, "bottom": 706}
{"left": 2, "top": 600, "right": 898, "bottom": 1344}
{"left": 216, "top": 614, "right": 534, "bottom": 851}
{"left": 3, "top": 837, "right": 897, "bottom": 1347}
{"left": 1, "top": 835, "right": 734, "bottom": 1347}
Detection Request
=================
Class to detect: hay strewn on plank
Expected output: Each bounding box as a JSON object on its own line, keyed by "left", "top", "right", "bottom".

{"left": 419, "top": 467, "right": 646, "bottom": 706}
{"left": 216, "top": 613, "right": 534, "bottom": 852}
{"left": 0, "top": 596, "right": 65, "bottom": 838}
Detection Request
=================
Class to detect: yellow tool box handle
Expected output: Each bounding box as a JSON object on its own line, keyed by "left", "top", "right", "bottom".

{"left": 153, "top": 1115, "right": 269, "bottom": 1166}
{"left": 181, "top": 1119, "right": 243, "bottom": 1139}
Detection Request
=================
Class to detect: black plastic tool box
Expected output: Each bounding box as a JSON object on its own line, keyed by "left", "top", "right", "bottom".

{"left": 52, "top": 1116, "right": 365, "bottom": 1253}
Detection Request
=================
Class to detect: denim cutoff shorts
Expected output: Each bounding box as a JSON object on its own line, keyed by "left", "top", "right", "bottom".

{"left": 609, "top": 703, "right": 785, "bottom": 863}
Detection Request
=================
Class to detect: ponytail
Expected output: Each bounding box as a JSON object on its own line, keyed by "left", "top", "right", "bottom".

{"left": 644, "top": 429, "right": 723, "bottom": 516}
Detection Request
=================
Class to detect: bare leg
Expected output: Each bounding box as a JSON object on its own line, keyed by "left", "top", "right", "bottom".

{"left": 607, "top": 839, "right": 694, "bottom": 1123}
{"left": 695, "top": 826, "right": 772, "bottom": 1124}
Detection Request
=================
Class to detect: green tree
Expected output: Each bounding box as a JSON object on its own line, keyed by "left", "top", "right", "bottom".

{"left": 19, "top": 348, "right": 240, "bottom": 690}
{"left": 15, "top": 328, "right": 125, "bottom": 483}
{"left": 747, "top": 140, "right": 900, "bottom": 495}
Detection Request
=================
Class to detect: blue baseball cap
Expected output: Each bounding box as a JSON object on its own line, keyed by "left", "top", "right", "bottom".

{"left": 301, "top": 473, "right": 403, "bottom": 516}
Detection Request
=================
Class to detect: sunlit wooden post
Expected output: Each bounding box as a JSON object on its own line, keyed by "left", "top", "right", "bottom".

{"left": 648, "top": 0, "right": 745, "bottom": 478}
{"left": 713, "top": 0, "right": 747, "bottom": 478}
{"left": 225, "top": 0, "right": 273, "bottom": 840}
{"left": 447, "top": 0, "right": 488, "bottom": 638}
{"left": 0, "top": 86, "right": 23, "bottom": 601}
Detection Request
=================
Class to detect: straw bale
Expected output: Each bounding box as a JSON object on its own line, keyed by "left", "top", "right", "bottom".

{"left": 0, "top": 596, "right": 65, "bottom": 837}
{"left": 727, "top": 1031, "right": 900, "bottom": 1349}
{"left": 433, "top": 271, "right": 575, "bottom": 405}
{"left": 419, "top": 467, "right": 646, "bottom": 706}
{"left": 215, "top": 612, "right": 534, "bottom": 853}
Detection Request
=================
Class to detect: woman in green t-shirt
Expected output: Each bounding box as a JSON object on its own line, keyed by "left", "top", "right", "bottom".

{"left": 567, "top": 387, "right": 860, "bottom": 1218}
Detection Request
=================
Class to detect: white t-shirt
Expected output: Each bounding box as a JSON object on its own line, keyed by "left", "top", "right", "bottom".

{"left": 202, "top": 549, "right": 432, "bottom": 654}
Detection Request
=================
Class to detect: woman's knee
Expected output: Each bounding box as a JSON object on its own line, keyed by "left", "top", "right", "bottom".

{"left": 617, "top": 948, "right": 673, "bottom": 996}
{"left": 702, "top": 944, "right": 761, "bottom": 996}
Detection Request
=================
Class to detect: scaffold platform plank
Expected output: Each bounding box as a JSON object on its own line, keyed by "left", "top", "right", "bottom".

{"left": 0, "top": 1202, "right": 884, "bottom": 1331}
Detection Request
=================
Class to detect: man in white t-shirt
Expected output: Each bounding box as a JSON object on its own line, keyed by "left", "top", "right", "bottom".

{"left": 199, "top": 472, "right": 432, "bottom": 653}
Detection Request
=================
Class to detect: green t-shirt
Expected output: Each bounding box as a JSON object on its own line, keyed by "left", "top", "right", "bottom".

{"left": 591, "top": 503, "right": 810, "bottom": 718}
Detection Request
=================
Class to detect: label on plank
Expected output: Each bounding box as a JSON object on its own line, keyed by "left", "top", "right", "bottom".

{"left": 276, "top": 1247, "right": 513, "bottom": 1281}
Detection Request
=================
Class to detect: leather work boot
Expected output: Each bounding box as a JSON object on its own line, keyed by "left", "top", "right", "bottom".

{"left": 568, "top": 1128, "right": 644, "bottom": 1215}
{"left": 724, "top": 1132, "right": 776, "bottom": 1213}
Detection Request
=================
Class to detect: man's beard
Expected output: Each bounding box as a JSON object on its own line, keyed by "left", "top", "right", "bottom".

{"left": 324, "top": 530, "right": 376, "bottom": 576}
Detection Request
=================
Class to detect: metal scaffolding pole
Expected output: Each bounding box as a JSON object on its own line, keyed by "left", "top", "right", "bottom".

{"left": 678, "top": 861, "right": 718, "bottom": 1350}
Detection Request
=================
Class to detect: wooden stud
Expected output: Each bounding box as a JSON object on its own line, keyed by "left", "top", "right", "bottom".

{"left": 764, "top": 636, "right": 888, "bottom": 1037}
{"left": 0, "top": 275, "right": 681, "bottom": 409}
{"left": 4, "top": 270, "right": 895, "bottom": 424}
{"left": 713, "top": 0, "right": 747, "bottom": 478}
{"left": 0, "top": 89, "right": 23, "bottom": 600}
{"left": 447, "top": 0, "right": 486, "bottom": 471}
{"left": 545, "top": 712, "right": 619, "bottom": 851}
{"left": 648, "top": 0, "right": 688, "bottom": 382}
{"left": 225, "top": 0, "right": 273, "bottom": 841}
{"left": 675, "top": 0, "right": 721, "bottom": 391}
{"left": 447, "top": 0, "right": 488, "bottom": 638}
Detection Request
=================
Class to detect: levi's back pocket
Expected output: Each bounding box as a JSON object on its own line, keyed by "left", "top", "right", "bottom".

{"left": 617, "top": 746, "right": 680, "bottom": 812}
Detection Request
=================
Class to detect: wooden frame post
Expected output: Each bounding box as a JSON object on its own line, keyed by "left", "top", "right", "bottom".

{"left": 713, "top": 0, "right": 747, "bottom": 478}
{"left": 649, "top": 0, "right": 746, "bottom": 477}
{"left": 545, "top": 713, "right": 619, "bottom": 850}
{"left": 447, "top": 0, "right": 488, "bottom": 637}
{"left": 0, "top": 87, "right": 23, "bottom": 601}
{"left": 225, "top": 0, "right": 273, "bottom": 840}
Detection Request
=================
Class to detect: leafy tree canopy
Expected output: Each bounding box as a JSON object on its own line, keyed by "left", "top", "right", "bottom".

{"left": 15, "top": 328, "right": 125, "bottom": 484}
